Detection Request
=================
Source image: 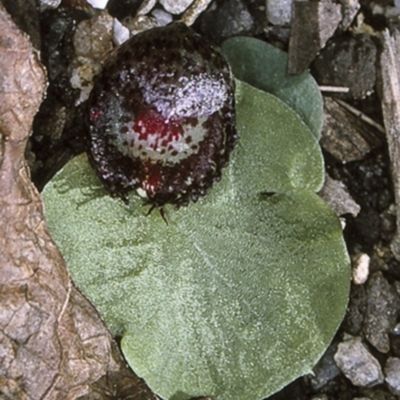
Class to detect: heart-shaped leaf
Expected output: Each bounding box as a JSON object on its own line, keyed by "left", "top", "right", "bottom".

{"left": 221, "top": 37, "right": 324, "bottom": 139}
{"left": 42, "top": 81, "right": 349, "bottom": 400}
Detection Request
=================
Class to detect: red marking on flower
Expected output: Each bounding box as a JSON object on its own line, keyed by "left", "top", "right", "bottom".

{"left": 133, "top": 108, "right": 183, "bottom": 150}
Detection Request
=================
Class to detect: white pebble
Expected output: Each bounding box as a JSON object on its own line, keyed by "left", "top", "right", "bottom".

{"left": 151, "top": 8, "right": 173, "bottom": 26}
{"left": 86, "top": 0, "right": 109, "bottom": 9}
{"left": 352, "top": 253, "right": 370, "bottom": 285}
{"left": 159, "top": 0, "right": 195, "bottom": 15}
{"left": 113, "top": 18, "right": 130, "bottom": 45}
{"left": 39, "top": 0, "right": 62, "bottom": 11}
{"left": 266, "top": 0, "right": 294, "bottom": 26}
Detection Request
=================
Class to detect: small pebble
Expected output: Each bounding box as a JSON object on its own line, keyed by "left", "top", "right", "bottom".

{"left": 182, "top": 0, "right": 214, "bottom": 26}
{"left": 311, "top": 395, "right": 328, "bottom": 400}
{"left": 266, "top": 0, "right": 294, "bottom": 26}
{"left": 159, "top": 0, "right": 194, "bottom": 15}
{"left": 309, "top": 342, "right": 341, "bottom": 391}
{"left": 363, "top": 272, "right": 400, "bottom": 353}
{"left": 123, "top": 14, "right": 159, "bottom": 36}
{"left": 151, "top": 8, "right": 173, "bottom": 26}
{"left": 334, "top": 336, "right": 384, "bottom": 387}
{"left": 195, "top": 0, "right": 254, "bottom": 42}
{"left": 384, "top": 357, "right": 400, "bottom": 396}
{"left": 352, "top": 253, "right": 370, "bottom": 285}
{"left": 339, "top": 0, "right": 361, "bottom": 30}
{"left": 136, "top": 0, "right": 157, "bottom": 15}
{"left": 39, "top": 0, "right": 62, "bottom": 11}
{"left": 86, "top": 0, "right": 109, "bottom": 9}
{"left": 113, "top": 18, "right": 130, "bottom": 45}
{"left": 318, "top": 174, "right": 361, "bottom": 217}
{"left": 70, "top": 12, "right": 114, "bottom": 104}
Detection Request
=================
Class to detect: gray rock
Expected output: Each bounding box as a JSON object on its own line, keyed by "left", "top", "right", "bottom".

{"left": 309, "top": 341, "right": 341, "bottom": 391}
{"left": 318, "top": 174, "right": 360, "bottom": 218}
{"left": 312, "top": 33, "right": 377, "bottom": 100}
{"left": 151, "top": 8, "right": 173, "bottom": 26}
{"left": 196, "top": 0, "right": 254, "bottom": 44}
{"left": 363, "top": 272, "right": 400, "bottom": 353}
{"left": 39, "top": 0, "right": 62, "bottom": 11}
{"left": 266, "top": 0, "right": 294, "bottom": 26}
{"left": 385, "top": 357, "right": 400, "bottom": 396}
{"left": 334, "top": 336, "right": 384, "bottom": 387}
{"left": 159, "top": 0, "right": 194, "bottom": 14}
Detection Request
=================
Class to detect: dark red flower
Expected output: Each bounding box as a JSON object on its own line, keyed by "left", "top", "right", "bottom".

{"left": 87, "top": 22, "right": 236, "bottom": 208}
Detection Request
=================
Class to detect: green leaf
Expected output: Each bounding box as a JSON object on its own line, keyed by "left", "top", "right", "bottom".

{"left": 42, "top": 82, "right": 349, "bottom": 400}
{"left": 221, "top": 37, "right": 324, "bottom": 139}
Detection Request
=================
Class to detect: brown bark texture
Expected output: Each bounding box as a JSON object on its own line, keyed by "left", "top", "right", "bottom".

{"left": 0, "top": 5, "right": 157, "bottom": 400}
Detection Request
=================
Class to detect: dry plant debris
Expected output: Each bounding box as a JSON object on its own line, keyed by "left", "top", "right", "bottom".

{"left": 0, "top": 4, "right": 157, "bottom": 400}
{"left": 379, "top": 29, "right": 400, "bottom": 263}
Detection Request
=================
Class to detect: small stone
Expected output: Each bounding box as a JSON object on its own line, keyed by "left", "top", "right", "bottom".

{"left": 342, "top": 284, "right": 366, "bottom": 335}
{"left": 151, "top": 8, "right": 173, "bottom": 26}
{"left": 73, "top": 12, "right": 113, "bottom": 60}
{"left": 113, "top": 18, "right": 130, "bottom": 45}
{"left": 363, "top": 272, "right": 400, "bottom": 353}
{"left": 136, "top": 0, "right": 157, "bottom": 15}
{"left": 266, "top": 0, "right": 294, "bottom": 26}
{"left": 70, "top": 11, "right": 114, "bottom": 104}
{"left": 352, "top": 253, "right": 370, "bottom": 285}
{"left": 320, "top": 97, "right": 379, "bottom": 163}
{"left": 86, "top": 0, "right": 109, "bottom": 9}
{"left": 288, "top": 0, "right": 342, "bottom": 74}
{"left": 384, "top": 357, "right": 400, "bottom": 395}
{"left": 195, "top": 0, "right": 254, "bottom": 43}
{"left": 123, "top": 15, "right": 159, "bottom": 36}
{"left": 334, "top": 336, "right": 384, "bottom": 387}
{"left": 159, "top": 0, "right": 194, "bottom": 15}
{"left": 309, "top": 342, "right": 341, "bottom": 391}
{"left": 338, "top": 0, "right": 361, "bottom": 30}
{"left": 182, "top": 0, "right": 214, "bottom": 26}
{"left": 311, "top": 395, "right": 328, "bottom": 400}
{"left": 318, "top": 174, "right": 361, "bottom": 217}
{"left": 39, "top": 0, "right": 62, "bottom": 11}
{"left": 312, "top": 33, "right": 377, "bottom": 99}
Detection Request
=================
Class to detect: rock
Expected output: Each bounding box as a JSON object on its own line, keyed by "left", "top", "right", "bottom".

{"left": 288, "top": 0, "right": 342, "bottom": 74}
{"left": 151, "top": 8, "right": 173, "bottom": 26}
{"left": 320, "top": 97, "right": 380, "bottom": 163}
{"left": 334, "top": 336, "right": 384, "bottom": 387}
{"left": 311, "top": 395, "right": 328, "bottom": 400}
{"left": 182, "top": 0, "right": 213, "bottom": 26}
{"left": 363, "top": 272, "right": 400, "bottom": 353}
{"left": 113, "top": 17, "right": 129, "bottom": 45}
{"left": 70, "top": 11, "right": 114, "bottom": 104}
{"left": 312, "top": 33, "right": 377, "bottom": 100}
{"left": 338, "top": 0, "right": 361, "bottom": 30}
{"left": 385, "top": 357, "right": 400, "bottom": 396}
{"left": 266, "top": 0, "right": 294, "bottom": 26}
{"left": 352, "top": 253, "right": 370, "bottom": 285}
{"left": 309, "top": 342, "right": 341, "bottom": 391}
{"left": 39, "top": 0, "right": 62, "bottom": 11}
{"left": 159, "top": 0, "right": 194, "bottom": 14}
{"left": 195, "top": 0, "right": 254, "bottom": 44}
{"left": 86, "top": 0, "right": 109, "bottom": 9}
{"left": 342, "top": 284, "right": 366, "bottom": 335}
{"left": 318, "top": 174, "right": 360, "bottom": 218}
{"left": 122, "top": 14, "right": 158, "bottom": 36}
